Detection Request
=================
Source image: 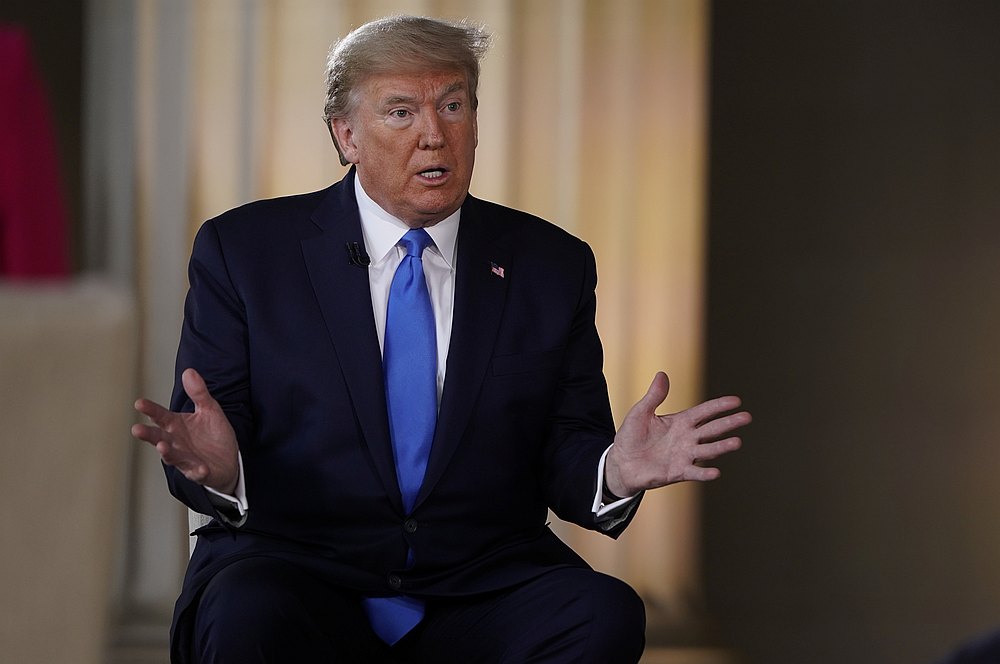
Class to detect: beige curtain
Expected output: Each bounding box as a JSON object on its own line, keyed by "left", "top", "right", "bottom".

{"left": 92, "top": 0, "right": 709, "bottom": 651}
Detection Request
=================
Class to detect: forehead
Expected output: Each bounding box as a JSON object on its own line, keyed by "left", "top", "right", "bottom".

{"left": 361, "top": 70, "right": 469, "bottom": 105}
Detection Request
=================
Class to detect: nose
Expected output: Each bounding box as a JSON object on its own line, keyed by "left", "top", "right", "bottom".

{"left": 418, "top": 112, "right": 446, "bottom": 150}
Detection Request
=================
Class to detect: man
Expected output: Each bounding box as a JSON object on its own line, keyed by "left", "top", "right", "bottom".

{"left": 132, "top": 15, "right": 750, "bottom": 663}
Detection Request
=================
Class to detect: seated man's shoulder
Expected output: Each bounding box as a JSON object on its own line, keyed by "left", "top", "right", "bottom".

{"left": 212, "top": 186, "right": 333, "bottom": 231}
{"left": 468, "top": 196, "right": 588, "bottom": 253}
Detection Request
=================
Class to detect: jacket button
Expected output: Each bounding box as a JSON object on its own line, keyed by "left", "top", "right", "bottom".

{"left": 388, "top": 574, "right": 402, "bottom": 590}
{"left": 403, "top": 518, "right": 418, "bottom": 533}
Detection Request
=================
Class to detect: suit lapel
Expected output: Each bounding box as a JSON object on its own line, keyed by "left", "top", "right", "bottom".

{"left": 300, "top": 171, "right": 403, "bottom": 511}
{"left": 415, "top": 196, "right": 511, "bottom": 509}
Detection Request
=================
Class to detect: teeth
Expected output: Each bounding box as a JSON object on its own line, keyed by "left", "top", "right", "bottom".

{"left": 421, "top": 170, "right": 444, "bottom": 179}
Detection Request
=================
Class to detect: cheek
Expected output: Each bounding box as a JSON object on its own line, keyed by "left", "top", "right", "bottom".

{"left": 465, "top": 124, "right": 479, "bottom": 155}
{"left": 362, "top": 129, "right": 398, "bottom": 159}
{"left": 448, "top": 127, "right": 476, "bottom": 158}
{"left": 379, "top": 142, "right": 411, "bottom": 169}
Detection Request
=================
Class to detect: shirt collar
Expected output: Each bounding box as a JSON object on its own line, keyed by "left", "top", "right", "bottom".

{"left": 354, "top": 176, "right": 460, "bottom": 268}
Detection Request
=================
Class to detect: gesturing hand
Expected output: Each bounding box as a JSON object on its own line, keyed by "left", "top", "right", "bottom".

{"left": 604, "top": 372, "right": 751, "bottom": 498}
{"left": 131, "top": 368, "right": 239, "bottom": 494}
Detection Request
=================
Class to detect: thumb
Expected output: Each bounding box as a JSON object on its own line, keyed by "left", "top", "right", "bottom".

{"left": 630, "top": 371, "right": 670, "bottom": 418}
{"left": 181, "top": 368, "right": 215, "bottom": 411}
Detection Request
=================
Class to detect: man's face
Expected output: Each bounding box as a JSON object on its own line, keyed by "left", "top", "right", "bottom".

{"left": 332, "top": 70, "right": 478, "bottom": 228}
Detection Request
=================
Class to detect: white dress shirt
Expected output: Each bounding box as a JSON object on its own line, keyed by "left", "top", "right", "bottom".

{"left": 354, "top": 176, "right": 457, "bottom": 404}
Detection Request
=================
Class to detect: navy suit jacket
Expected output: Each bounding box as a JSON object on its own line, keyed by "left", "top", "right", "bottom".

{"left": 165, "top": 169, "right": 639, "bottom": 660}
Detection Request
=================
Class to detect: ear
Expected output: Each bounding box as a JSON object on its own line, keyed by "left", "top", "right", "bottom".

{"left": 325, "top": 122, "right": 350, "bottom": 167}
{"left": 330, "top": 117, "right": 360, "bottom": 165}
{"left": 472, "top": 110, "right": 478, "bottom": 149}
{"left": 325, "top": 122, "right": 353, "bottom": 167}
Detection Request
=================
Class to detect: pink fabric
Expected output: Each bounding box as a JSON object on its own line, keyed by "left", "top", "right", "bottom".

{"left": 0, "top": 24, "right": 70, "bottom": 278}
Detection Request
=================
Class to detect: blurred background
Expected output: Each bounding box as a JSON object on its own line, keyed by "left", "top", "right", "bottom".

{"left": 1, "top": 1, "right": 998, "bottom": 663}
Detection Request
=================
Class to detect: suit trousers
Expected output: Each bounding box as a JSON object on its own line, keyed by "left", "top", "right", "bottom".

{"left": 192, "top": 557, "right": 646, "bottom": 663}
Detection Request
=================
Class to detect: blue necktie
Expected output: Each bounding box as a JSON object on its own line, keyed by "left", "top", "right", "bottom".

{"left": 363, "top": 228, "right": 437, "bottom": 645}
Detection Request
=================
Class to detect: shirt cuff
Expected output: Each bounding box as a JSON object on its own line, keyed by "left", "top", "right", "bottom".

{"left": 204, "top": 451, "right": 248, "bottom": 526}
{"left": 592, "top": 444, "right": 640, "bottom": 521}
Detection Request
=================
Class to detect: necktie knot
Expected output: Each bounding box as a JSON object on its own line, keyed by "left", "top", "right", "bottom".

{"left": 400, "top": 228, "right": 432, "bottom": 258}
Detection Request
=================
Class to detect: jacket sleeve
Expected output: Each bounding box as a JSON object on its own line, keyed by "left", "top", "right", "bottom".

{"left": 541, "top": 241, "right": 642, "bottom": 539}
{"left": 165, "top": 218, "right": 254, "bottom": 524}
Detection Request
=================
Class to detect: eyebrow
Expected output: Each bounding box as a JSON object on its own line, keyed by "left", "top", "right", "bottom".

{"left": 439, "top": 81, "right": 466, "bottom": 99}
{"left": 382, "top": 94, "right": 417, "bottom": 107}
{"left": 379, "top": 81, "right": 467, "bottom": 109}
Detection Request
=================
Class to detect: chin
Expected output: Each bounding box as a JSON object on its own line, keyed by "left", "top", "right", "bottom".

{"left": 415, "top": 195, "right": 462, "bottom": 218}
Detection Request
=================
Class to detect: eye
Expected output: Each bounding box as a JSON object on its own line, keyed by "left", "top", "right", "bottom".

{"left": 445, "top": 102, "right": 461, "bottom": 113}
{"left": 391, "top": 109, "right": 410, "bottom": 119}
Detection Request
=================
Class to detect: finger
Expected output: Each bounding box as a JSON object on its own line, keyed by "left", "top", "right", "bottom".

{"left": 691, "top": 436, "right": 742, "bottom": 462}
{"left": 685, "top": 465, "right": 722, "bottom": 482}
{"left": 696, "top": 411, "right": 752, "bottom": 440}
{"left": 134, "top": 397, "right": 171, "bottom": 424}
{"left": 634, "top": 371, "right": 671, "bottom": 416}
{"left": 160, "top": 444, "right": 210, "bottom": 483}
{"left": 147, "top": 439, "right": 189, "bottom": 469}
{"left": 192, "top": 466, "right": 211, "bottom": 483}
{"left": 180, "top": 463, "right": 209, "bottom": 484}
{"left": 181, "top": 368, "right": 215, "bottom": 411}
{"left": 154, "top": 440, "right": 175, "bottom": 461}
{"left": 131, "top": 422, "right": 170, "bottom": 445}
{"left": 682, "top": 395, "right": 744, "bottom": 426}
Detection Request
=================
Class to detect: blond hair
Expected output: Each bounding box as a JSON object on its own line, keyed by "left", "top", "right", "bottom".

{"left": 324, "top": 15, "right": 491, "bottom": 131}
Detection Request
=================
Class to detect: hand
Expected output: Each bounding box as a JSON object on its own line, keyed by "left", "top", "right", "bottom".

{"left": 131, "top": 368, "right": 239, "bottom": 494}
{"left": 605, "top": 372, "right": 750, "bottom": 498}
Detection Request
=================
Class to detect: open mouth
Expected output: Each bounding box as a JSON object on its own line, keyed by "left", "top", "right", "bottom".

{"left": 419, "top": 168, "right": 447, "bottom": 179}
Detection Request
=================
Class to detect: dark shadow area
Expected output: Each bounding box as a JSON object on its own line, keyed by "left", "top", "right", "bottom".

{"left": 703, "top": 2, "right": 1000, "bottom": 663}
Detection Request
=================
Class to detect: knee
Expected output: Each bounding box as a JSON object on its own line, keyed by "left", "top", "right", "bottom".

{"left": 191, "top": 557, "right": 388, "bottom": 663}
{"left": 196, "top": 558, "right": 290, "bottom": 633}
{"left": 585, "top": 574, "right": 646, "bottom": 663}
{"left": 193, "top": 558, "right": 325, "bottom": 662}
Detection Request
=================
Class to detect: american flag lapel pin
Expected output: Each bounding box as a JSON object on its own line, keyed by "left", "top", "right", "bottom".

{"left": 490, "top": 262, "right": 505, "bottom": 279}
